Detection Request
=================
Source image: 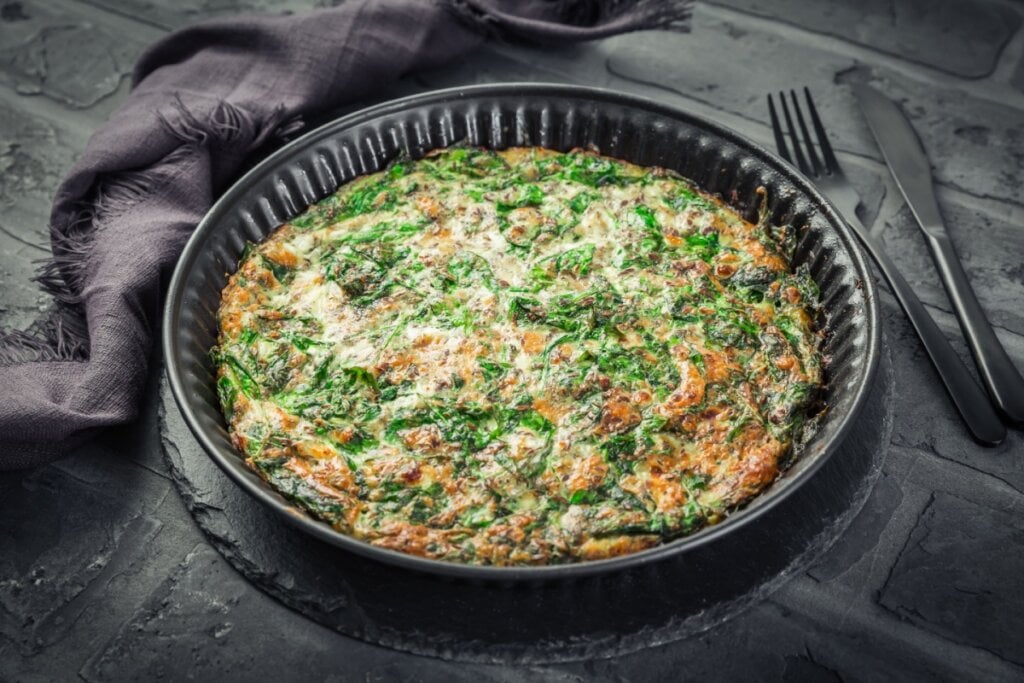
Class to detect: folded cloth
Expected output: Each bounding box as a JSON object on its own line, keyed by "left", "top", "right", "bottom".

{"left": 0, "top": 0, "right": 691, "bottom": 470}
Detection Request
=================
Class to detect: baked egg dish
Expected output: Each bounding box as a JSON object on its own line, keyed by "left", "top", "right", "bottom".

{"left": 214, "top": 147, "right": 823, "bottom": 566}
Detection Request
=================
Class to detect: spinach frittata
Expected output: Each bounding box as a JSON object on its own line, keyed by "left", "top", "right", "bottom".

{"left": 214, "top": 147, "right": 823, "bottom": 566}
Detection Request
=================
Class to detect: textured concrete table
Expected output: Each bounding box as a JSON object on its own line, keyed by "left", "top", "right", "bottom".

{"left": 2, "top": 0, "right": 1023, "bottom": 680}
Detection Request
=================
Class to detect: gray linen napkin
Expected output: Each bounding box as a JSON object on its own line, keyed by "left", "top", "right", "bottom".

{"left": 0, "top": 0, "right": 692, "bottom": 469}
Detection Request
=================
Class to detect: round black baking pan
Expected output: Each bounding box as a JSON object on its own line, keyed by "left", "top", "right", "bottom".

{"left": 163, "top": 83, "right": 881, "bottom": 583}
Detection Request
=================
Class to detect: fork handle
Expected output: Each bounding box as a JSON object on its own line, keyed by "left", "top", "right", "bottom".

{"left": 844, "top": 215, "right": 1005, "bottom": 445}
{"left": 924, "top": 232, "right": 1024, "bottom": 425}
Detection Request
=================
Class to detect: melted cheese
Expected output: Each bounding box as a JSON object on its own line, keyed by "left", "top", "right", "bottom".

{"left": 215, "top": 147, "right": 824, "bottom": 566}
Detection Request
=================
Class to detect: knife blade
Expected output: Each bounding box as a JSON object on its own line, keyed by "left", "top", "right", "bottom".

{"left": 850, "top": 84, "right": 946, "bottom": 235}
{"left": 852, "top": 82, "right": 1024, "bottom": 425}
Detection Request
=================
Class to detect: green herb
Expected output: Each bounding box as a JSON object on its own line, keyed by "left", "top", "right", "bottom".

{"left": 684, "top": 231, "right": 720, "bottom": 261}
{"left": 419, "top": 147, "right": 512, "bottom": 184}
{"left": 443, "top": 252, "right": 498, "bottom": 292}
{"left": 705, "top": 310, "right": 759, "bottom": 348}
{"left": 461, "top": 505, "right": 495, "bottom": 528}
{"left": 600, "top": 433, "right": 640, "bottom": 475}
{"left": 478, "top": 358, "right": 510, "bottom": 382}
{"left": 568, "top": 191, "right": 597, "bottom": 213}
{"left": 335, "top": 429, "right": 377, "bottom": 454}
{"left": 554, "top": 243, "right": 596, "bottom": 277}
{"left": 635, "top": 205, "right": 666, "bottom": 254}
{"left": 323, "top": 240, "right": 420, "bottom": 306}
{"left": 255, "top": 462, "right": 347, "bottom": 522}
{"left": 529, "top": 243, "right": 597, "bottom": 288}
{"left": 519, "top": 409, "right": 554, "bottom": 435}
{"left": 287, "top": 334, "right": 322, "bottom": 352}
{"left": 539, "top": 152, "right": 642, "bottom": 188}
{"left": 387, "top": 161, "right": 408, "bottom": 180}
{"left": 726, "top": 418, "right": 749, "bottom": 442}
{"left": 337, "top": 221, "right": 424, "bottom": 246}
{"left": 260, "top": 253, "right": 292, "bottom": 283}
{"left": 339, "top": 366, "right": 379, "bottom": 393}
{"left": 224, "top": 354, "right": 260, "bottom": 398}
{"left": 496, "top": 184, "right": 545, "bottom": 214}
{"left": 216, "top": 375, "right": 239, "bottom": 418}
{"left": 569, "top": 489, "right": 599, "bottom": 505}
{"left": 508, "top": 296, "right": 546, "bottom": 324}
{"left": 682, "top": 472, "right": 710, "bottom": 492}
{"left": 335, "top": 177, "right": 397, "bottom": 219}
{"left": 663, "top": 185, "right": 715, "bottom": 213}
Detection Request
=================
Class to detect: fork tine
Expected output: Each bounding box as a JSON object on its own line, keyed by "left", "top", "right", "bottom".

{"left": 803, "top": 87, "right": 839, "bottom": 174}
{"left": 789, "top": 90, "right": 822, "bottom": 175}
{"left": 778, "top": 91, "right": 810, "bottom": 175}
{"left": 767, "top": 94, "right": 792, "bottom": 164}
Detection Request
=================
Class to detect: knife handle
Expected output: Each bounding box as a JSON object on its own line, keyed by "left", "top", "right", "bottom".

{"left": 925, "top": 232, "right": 1024, "bottom": 425}
{"left": 845, "top": 215, "right": 1005, "bottom": 445}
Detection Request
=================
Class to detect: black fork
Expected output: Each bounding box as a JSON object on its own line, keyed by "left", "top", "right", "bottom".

{"left": 767, "top": 89, "right": 1004, "bottom": 446}
{"left": 769, "top": 88, "right": 863, "bottom": 227}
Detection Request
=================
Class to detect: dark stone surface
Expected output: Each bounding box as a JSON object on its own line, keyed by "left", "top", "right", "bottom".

{"left": 706, "top": 0, "right": 1021, "bottom": 78}
{"left": 879, "top": 291, "right": 1024, "bottom": 495}
{"left": 0, "top": 467, "right": 162, "bottom": 655}
{"left": 1, "top": 0, "right": 1024, "bottom": 678}
{"left": 0, "top": 1, "right": 141, "bottom": 109}
{"left": 877, "top": 199, "right": 1024, "bottom": 338}
{"left": 73, "top": 546, "right": 955, "bottom": 681}
{"left": 1014, "top": 52, "right": 1024, "bottom": 96}
{"left": 81, "top": 544, "right": 293, "bottom": 681}
{"left": 0, "top": 99, "right": 79, "bottom": 331}
{"left": 79, "top": 0, "right": 322, "bottom": 30}
{"left": 833, "top": 65, "right": 1024, "bottom": 210}
{"left": 879, "top": 492, "right": 1024, "bottom": 665}
{"left": 555, "top": 598, "right": 950, "bottom": 681}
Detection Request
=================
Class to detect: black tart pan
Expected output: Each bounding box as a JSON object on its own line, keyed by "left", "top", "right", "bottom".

{"left": 163, "top": 83, "right": 881, "bottom": 583}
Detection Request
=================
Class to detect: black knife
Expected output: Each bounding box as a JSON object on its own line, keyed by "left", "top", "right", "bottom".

{"left": 852, "top": 82, "right": 1024, "bottom": 426}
